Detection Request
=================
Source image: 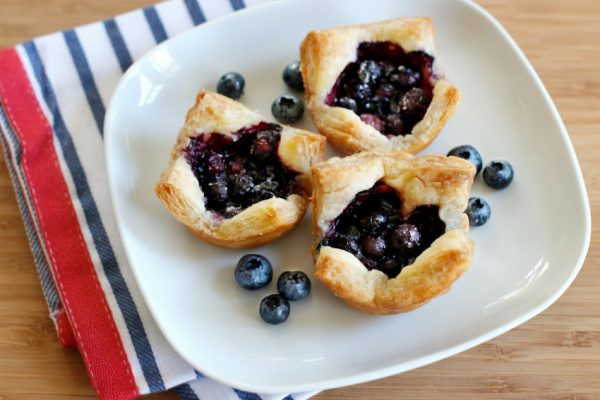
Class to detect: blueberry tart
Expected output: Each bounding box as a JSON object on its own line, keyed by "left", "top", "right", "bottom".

{"left": 300, "top": 18, "right": 460, "bottom": 154}
{"left": 311, "top": 152, "right": 475, "bottom": 314}
{"left": 155, "top": 91, "right": 326, "bottom": 248}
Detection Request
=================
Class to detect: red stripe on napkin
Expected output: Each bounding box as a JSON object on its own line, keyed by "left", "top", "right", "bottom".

{"left": 56, "top": 308, "right": 77, "bottom": 348}
{"left": 0, "top": 48, "right": 139, "bottom": 400}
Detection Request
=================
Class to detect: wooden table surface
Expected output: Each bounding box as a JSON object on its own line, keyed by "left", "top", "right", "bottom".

{"left": 1, "top": 0, "right": 599, "bottom": 399}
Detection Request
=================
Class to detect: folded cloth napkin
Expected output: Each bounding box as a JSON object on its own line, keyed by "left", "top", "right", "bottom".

{"left": 0, "top": 0, "right": 317, "bottom": 399}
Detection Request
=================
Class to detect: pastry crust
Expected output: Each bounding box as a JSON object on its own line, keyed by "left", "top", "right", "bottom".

{"left": 300, "top": 17, "right": 461, "bottom": 154}
{"left": 311, "top": 151, "right": 475, "bottom": 314}
{"left": 155, "top": 90, "right": 326, "bottom": 248}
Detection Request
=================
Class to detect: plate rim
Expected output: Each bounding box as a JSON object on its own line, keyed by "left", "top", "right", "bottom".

{"left": 104, "top": 0, "right": 592, "bottom": 393}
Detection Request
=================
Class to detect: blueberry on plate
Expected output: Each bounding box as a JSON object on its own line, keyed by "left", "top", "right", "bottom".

{"left": 259, "top": 294, "right": 290, "bottom": 325}
{"left": 216, "top": 72, "right": 245, "bottom": 100}
{"left": 272, "top": 94, "right": 304, "bottom": 124}
{"left": 447, "top": 145, "right": 483, "bottom": 175}
{"left": 465, "top": 197, "right": 491, "bottom": 227}
{"left": 282, "top": 61, "right": 304, "bottom": 91}
{"left": 277, "top": 271, "right": 311, "bottom": 301}
{"left": 483, "top": 160, "right": 514, "bottom": 189}
{"left": 234, "top": 254, "right": 272, "bottom": 290}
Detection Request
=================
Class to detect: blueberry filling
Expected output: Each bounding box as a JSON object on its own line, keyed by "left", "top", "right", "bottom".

{"left": 184, "top": 122, "right": 301, "bottom": 218}
{"left": 319, "top": 182, "right": 445, "bottom": 278}
{"left": 325, "top": 41, "right": 435, "bottom": 137}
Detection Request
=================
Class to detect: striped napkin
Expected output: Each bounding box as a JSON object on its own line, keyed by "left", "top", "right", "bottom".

{"left": 0, "top": 0, "right": 317, "bottom": 399}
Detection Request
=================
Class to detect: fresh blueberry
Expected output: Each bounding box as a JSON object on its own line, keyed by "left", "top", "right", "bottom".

{"left": 259, "top": 294, "right": 290, "bottom": 325}
{"left": 216, "top": 72, "right": 245, "bottom": 100}
{"left": 277, "top": 271, "right": 311, "bottom": 301}
{"left": 389, "top": 223, "right": 421, "bottom": 254}
{"left": 282, "top": 61, "right": 304, "bottom": 91}
{"left": 483, "top": 160, "right": 514, "bottom": 189}
{"left": 447, "top": 145, "right": 483, "bottom": 175}
{"left": 234, "top": 254, "right": 272, "bottom": 290}
{"left": 465, "top": 197, "right": 491, "bottom": 227}
{"left": 271, "top": 94, "right": 304, "bottom": 124}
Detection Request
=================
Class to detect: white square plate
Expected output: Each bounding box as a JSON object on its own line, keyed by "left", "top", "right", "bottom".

{"left": 104, "top": 0, "right": 590, "bottom": 394}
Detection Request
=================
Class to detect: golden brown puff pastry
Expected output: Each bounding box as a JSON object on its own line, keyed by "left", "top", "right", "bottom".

{"left": 300, "top": 17, "right": 460, "bottom": 154}
{"left": 155, "top": 90, "right": 326, "bottom": 248}
{"left": 311, "top": 151, "right": 475, "bottom": 314}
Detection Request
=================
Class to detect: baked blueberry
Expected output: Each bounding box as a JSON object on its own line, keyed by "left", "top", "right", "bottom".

{"left": 234, "top": 254, "right": 273, "bottom": 290}
{"left": 320, "top": 181, "right": 446, "bottom": 278}
{"left": 272, "top": 94, "right": 305, "bottom": 124}
{"left": 379, "top": 257, "right": 402, "bottom": 278}
{"left": 359, "top": 212, "right": 387, "bottom": 233}
{"left": 391, "top": 66, "right": 421, "bottom": 88}
{"left": 360, "top": 235, "right": 387, "bottom": 259}
{"left": 230, "top": 174, "right": 254, "bottom": 199}
{"left": 447, "top": 145, "right": 483, "bottom": 175}
{"left": 324, "top": 41, "right": 435, "bottom": 137}
{"left": 155, "top": 90, "right": 327, "bottom": 249}
{"left": 277, "top": 271, "right": 311, "bottom": 301}
{"left": 374, "top": 83, "right": 395, "bottom": 99}
{"left": 384, "top": 114, "right": 404, "bottom": 136}
{"left": 335, "top": 97, "right": 358, "bottom": 113}
{"left": 465, "top": 197, "right": 491, "bottom": 227}
{"left": 483, "top": 160, "right": 514, "bottom": 189}
{"left": 216, "top": 72, "right": 245, "bottom": 100}
{"left": 357, "top": 60, "right": 382, "bottom": 84}
{"left": 206, "top": 180, "right": 228, "bottom": 207}
{"left": 282, "top": 61, "right": 304, "bottom": 91}
{"left": 389, "top": 223, "right": 421, "bottom": 254}
{"left": 259, "top": 294, "right": 290, "bottom": 325}
{"left": 250, "top": 131, "right": 277, "bottom": 160}
{"left": 400, "top": 88, "right": 430, "bottom": 119}
{"left": 184, "top": 123, "right": 301, "bottom": 217}
{"left": 331, "top": 235, "right": 361, "bottom": 255}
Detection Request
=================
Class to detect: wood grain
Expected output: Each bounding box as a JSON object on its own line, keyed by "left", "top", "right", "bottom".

{"left": 1, "top": 0, "right": 599, "bottom": 399}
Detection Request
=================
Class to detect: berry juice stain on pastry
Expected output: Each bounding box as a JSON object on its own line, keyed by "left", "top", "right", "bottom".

{"left": 301, "top": 18, "right": 461, "bottom": 154}
{"left": 155, "top": 90, "right": 326, "bottom": 248}
{"left": 311, "top": 151, "right": 476, "bottom": 314}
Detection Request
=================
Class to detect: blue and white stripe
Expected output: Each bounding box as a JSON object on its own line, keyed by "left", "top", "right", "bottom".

{"left": 0, "top": 107, "right": 61, "bottom": 315}
{"left": 4, "top": 0, "right": 317, "bottom": 398}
